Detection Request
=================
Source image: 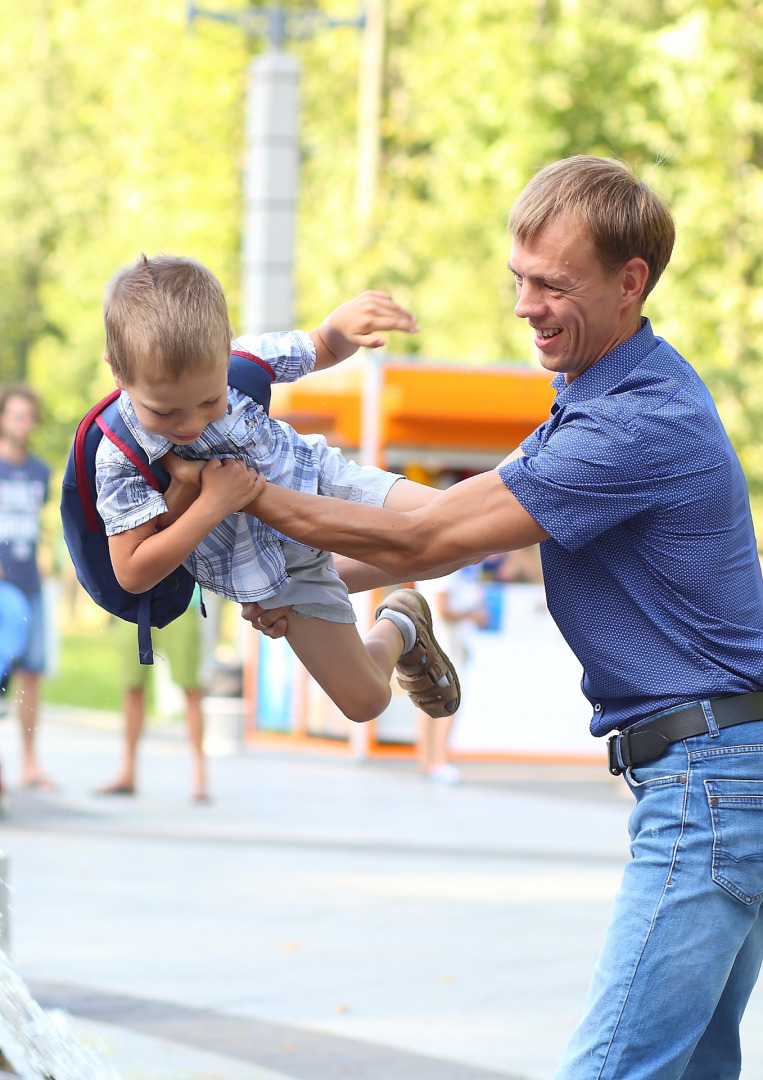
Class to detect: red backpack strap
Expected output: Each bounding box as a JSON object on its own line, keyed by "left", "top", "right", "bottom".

{"left": 95, "top": 414, "right": 163, "bottom": 493}
{"left": 73, "top": 390, "right": 122, "bottom": 531}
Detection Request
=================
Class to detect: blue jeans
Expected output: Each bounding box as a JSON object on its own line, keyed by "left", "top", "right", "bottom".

{"left": 556, "top": 710, "right": 763, "bottom": 1080}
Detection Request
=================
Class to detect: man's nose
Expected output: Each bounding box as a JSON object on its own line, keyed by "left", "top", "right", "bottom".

{"left": 514, "top": 283, "right": 544, "bottom": 319}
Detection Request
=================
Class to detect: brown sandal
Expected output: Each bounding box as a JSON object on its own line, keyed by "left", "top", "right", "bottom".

{"left": 375, "top": 589, "right": 461, "bottom": 718}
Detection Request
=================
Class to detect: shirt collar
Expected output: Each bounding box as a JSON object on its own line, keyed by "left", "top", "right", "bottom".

{"left": 550, "top": 318, "right": 657, "bottom": 411}
{"left": 117, "top": 392, "right": 174, "bottom": 464}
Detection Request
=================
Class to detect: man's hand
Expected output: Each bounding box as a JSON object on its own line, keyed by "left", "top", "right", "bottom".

{"left": 314, "top": 291, "right": 419, "bottom": 367}
{"left": 241, "top": 600, "right": 290, "bottom": 639}
{"left": 158, "top": 451, "right": 205, "bottom": 527}
{"left": 161, "top": 450, "right": 205, "bottom": 487}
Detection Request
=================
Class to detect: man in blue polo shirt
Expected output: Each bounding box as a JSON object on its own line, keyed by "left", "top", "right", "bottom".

{"left": 241, "top": 155, "right": 763, "bottom": 1079}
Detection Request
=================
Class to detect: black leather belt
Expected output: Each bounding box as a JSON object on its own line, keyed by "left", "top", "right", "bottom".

{"left": 607, "top": 691, "right": 763, "bottom": 776}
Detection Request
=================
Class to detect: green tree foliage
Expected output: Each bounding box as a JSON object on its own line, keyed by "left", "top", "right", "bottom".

{"left": 3, "top": 0, "right": 763, "bottom": 512}
{"left": 0, "top": 0, "right": 249, "bottom": 464}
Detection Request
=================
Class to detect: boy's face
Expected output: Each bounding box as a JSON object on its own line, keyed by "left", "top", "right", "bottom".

{"left": 117, "top": 361, "right": 228, "bottom": 444}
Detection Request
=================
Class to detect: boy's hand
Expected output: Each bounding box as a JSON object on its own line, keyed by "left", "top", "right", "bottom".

{"left": 314, "top": 291, "right": 419, "bottom": 368}
{"left": 199, "top": 457, "right": 260, "bottom": 516}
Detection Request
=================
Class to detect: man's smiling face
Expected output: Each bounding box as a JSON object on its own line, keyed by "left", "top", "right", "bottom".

{"left": 509, "top": 217, "right": 642, "bottom": 384}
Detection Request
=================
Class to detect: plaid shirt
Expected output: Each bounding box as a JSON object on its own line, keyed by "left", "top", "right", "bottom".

{"left": 95, "top": 331, "right": 393, "bottom": 603}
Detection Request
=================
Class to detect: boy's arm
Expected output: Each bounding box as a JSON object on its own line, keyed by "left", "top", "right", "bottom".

{"left": 309, "top": 291, "right": 419, "bottom": 371}
{"left": 108, "top": 457, "right": 259, "bottom": 594}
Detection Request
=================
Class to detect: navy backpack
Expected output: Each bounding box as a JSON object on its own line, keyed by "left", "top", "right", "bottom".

{"left": 61, "top": 349, "right": 274, "bottom": 663}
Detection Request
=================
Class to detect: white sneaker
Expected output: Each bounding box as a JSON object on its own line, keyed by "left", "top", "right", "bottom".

{"left": 427, "top": 763, "right": 461, "bottom": 786}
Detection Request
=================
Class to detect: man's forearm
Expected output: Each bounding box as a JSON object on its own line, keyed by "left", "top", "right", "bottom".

{"left": 248, "top": 484, "right": 426, "bottom": 576}
{"left": 245, "top": 469, "right": 547, "bottom": 576}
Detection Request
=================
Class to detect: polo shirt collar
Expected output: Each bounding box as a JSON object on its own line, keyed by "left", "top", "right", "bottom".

{"left": 550, "top": 318, "right": 656, "bottom": 410}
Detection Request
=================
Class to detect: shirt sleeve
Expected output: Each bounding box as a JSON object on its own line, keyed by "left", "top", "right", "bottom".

{"left": 499, "top": 406, "right": 662, "bottom": 552}
{"left": 232, "top": 331, "right": 316, "bottom": 385}
{"left": 95, "top": 441, "right": 167, "bottom": 537}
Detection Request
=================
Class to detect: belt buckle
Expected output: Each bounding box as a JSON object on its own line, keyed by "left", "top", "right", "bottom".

{"left": 607, "top": 729, "right": 631, "bottom": 777}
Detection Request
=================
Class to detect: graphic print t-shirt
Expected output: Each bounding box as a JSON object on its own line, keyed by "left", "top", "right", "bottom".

{"left": 0, "top": 454, "right": 50, "bottom": 594}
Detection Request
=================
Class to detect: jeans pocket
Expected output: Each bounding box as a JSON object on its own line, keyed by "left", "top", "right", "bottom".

{"left": 705, "top": 779, "right": 763, "bottom": 904}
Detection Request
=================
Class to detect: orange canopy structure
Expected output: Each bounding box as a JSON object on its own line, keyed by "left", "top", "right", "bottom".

{"left": 269, "top": 356, "right": 555, "bottom": 468}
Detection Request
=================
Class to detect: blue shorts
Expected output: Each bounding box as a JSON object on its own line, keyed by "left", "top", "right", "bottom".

{"left": 15, "top": 590, "right": 46, "bottom": 674}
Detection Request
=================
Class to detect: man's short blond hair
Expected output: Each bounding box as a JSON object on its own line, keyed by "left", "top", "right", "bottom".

{"left": 510, "top": 156, "right": 675, "bottom": 300}
{"left": 104, "top": 254, "right": 232, "bottom": 383}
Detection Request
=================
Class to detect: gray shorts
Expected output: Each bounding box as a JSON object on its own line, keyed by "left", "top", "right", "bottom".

{"left": 257, "top": 542, "right": 356, "bottom": 624}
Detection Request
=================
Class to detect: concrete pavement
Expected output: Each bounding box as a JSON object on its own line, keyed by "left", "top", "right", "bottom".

{"left": 1, "top": 706, "right": 762, "bottom": 1079}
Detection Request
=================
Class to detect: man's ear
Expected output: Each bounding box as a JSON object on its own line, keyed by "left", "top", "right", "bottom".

{"left": 621, "top": 257, "right": 650, "bottom": 308}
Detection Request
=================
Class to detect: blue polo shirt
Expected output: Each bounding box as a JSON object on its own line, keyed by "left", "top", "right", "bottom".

{"left": 499, "top": 319, "right": 763, "bottom": 737}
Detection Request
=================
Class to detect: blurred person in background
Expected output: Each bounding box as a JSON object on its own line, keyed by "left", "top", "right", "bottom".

{"left": 96, "top": 595, "right": 208, "bottom": 802}
{"left": 0, "top": 384, "right": 56, "bottom": 790}
{"left": 415, "top": 564, "right": 488, "bottom": 784}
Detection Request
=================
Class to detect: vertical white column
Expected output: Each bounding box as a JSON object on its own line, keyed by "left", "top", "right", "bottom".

{"left": 242, "top": 50, "right": 301, "bottom": 336}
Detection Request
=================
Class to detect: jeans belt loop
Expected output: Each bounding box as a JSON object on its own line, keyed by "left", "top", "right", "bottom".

{"left": 701, "top": 699, "right": 720, "bottom": 737}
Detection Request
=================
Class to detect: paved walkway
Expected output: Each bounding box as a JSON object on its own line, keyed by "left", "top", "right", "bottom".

{"left": 1, "top": 707, "right": 762, "bottom": 1079}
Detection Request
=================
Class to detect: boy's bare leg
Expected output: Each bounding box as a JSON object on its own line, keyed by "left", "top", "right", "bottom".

{"left": 284, "top": 617, "right": 404, "bottom": 724}
{"left": 284, "top": 593, "right": 459, "bottom": 722}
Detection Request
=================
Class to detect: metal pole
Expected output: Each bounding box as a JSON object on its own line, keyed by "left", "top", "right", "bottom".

{"left": 190, "top": 3, "right": 365, "bottom": 337}
{"left": 242, "top": 48, "right": 301, "bottom": 336}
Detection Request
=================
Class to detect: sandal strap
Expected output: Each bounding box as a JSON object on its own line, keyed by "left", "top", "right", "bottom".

{"left": 375, "top": 589, "right": 461, "bottom": 719}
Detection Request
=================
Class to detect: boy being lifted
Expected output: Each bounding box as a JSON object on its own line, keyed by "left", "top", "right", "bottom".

{"left": 97, "top": 255, "right": 460, "bottom": 723}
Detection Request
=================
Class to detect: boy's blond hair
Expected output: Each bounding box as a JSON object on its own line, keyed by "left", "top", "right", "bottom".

{"left": 510, "top": 156, "right": 675, "bottom": 301}
{"left": 104, "top": 254, "right": 232, "bottom": 383}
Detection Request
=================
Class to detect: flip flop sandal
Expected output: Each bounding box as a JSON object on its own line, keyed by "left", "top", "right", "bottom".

{"left": 375, "top": 589, "right": 461, "bottom": 719}
{"left": 94, "top": 783, "right": 135, "bottom": 796}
